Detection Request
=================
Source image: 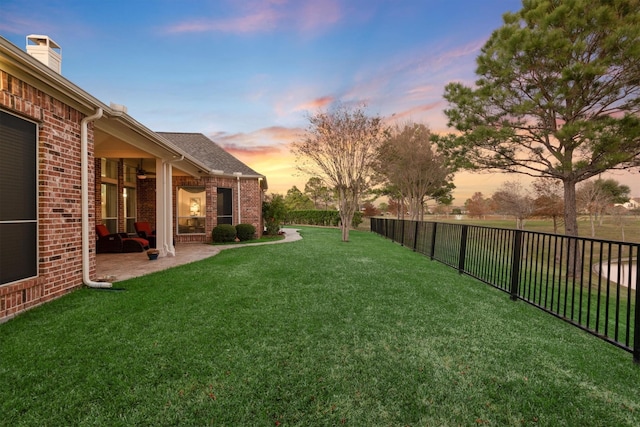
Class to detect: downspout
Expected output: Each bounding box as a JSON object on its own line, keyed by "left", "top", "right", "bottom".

{"left": 233, "top": 172, "right": 242, "bottom": 224}
{"left": 81, "top": 108, "right": 111, "bottom": 288}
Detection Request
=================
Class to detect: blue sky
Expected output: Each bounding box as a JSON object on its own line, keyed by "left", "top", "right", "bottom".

{"left": 2, "top": 0, "right": 638, "bottom": 201}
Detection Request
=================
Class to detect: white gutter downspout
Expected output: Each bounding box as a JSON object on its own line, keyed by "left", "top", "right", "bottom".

{"left": 233, "top": 172, "right": 242, "bottom": 224}
{"left": 81, "top": 108, "right": 111, "bottom": 288}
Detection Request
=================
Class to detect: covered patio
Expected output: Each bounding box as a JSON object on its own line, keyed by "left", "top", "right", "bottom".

{"left": 95, "top": 229, "right": 301, "bottom": 282}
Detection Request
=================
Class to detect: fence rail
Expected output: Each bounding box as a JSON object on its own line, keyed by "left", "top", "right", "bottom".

{"left": 370, "top": 218, "right": 640, "bottom": 362}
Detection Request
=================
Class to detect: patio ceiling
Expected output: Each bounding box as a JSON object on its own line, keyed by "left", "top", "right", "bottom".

{"left": 94, "top": 116, "right": 209, "bottom": 178}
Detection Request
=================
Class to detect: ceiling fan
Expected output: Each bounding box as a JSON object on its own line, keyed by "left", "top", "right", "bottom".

{"left": 136, "top": 159, "right": 156, "bottom": 180}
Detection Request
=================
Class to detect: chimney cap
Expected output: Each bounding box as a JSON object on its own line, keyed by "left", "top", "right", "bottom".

{"left": 26, "top": 35, "right": 61, "bottom": 51}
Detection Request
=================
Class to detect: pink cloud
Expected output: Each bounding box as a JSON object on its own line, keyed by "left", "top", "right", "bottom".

{"left": 211, "top": 126, "right": 302, "bottom": 149}
{"left": 165, "top": 0, "right": 343, "bottom": 35}
{"left": 388, "top": 101, "right": 445, "bottom": 122}
{"left": 0, "top": 13, "right": 49, "bottom": 34}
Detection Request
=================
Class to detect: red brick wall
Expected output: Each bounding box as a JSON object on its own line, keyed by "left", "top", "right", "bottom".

{"left": 0, "top": 70, "right": 93, "bottom": 322}
{"left": 172, "top": 176, "right": 263, "bottom": 243}
{"left": 137, "top": 178, "right": 156, "bottom": 224}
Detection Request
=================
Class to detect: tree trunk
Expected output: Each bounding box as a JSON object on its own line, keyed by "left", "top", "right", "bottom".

{"left": 563, "top": 180, "right": 578, "bottom": 237}
{"left": 563, "top": 179, "right": 581, "bottom": 277}
{"left": 338, "top": 188, "right": 356, "bottom": 242}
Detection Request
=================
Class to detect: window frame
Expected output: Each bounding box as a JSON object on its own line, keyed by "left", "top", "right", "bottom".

{"left": 100, "top": 158, "right": 119, "bottom": 234}
{"left": 217, "top": 187, "right": 233, "bottom": 225}
{"left": 177, "top": 186, "right": 207, "bottom": 234}
{"left": 0, "top": 109, "right": 38, "bottom": 286}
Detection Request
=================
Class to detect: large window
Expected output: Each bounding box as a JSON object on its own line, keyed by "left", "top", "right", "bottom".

{"left": 0, "top": 110, "right": 38, "bottom": 285}
{"left": 100, "top": 158, "right": 118, "bottom": 233}
{"left": 217, "top": 187, "right": 233, "bottom": 225}
{"left": 177, "top": 186, "right": 206, "bottom": 234}
{"left": 123, "top": 163, "right": 137, "bottom": 234}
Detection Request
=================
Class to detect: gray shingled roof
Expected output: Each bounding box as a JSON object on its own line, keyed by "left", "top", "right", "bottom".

{"left": 157, "top": 132, "right": 263, "bottom": 178}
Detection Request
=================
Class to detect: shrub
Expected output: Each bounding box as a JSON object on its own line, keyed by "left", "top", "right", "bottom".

{"left": 263, "top": 194, "right": 287, "bottom": 235}
{"left": 236, "top": 223, "right": 256, "bottom": 241}
{"left": 212, "top": 224, "right": 236, "bottom": 242}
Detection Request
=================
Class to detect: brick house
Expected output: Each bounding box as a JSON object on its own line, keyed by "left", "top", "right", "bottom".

{"left": 0, "top": 35, "right": 266, "bottom": 322}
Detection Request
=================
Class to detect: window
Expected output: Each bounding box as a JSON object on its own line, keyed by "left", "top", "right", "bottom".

{"left": 123, "top": 163, "right": 137, "bottom": 234}
{"left": 124, "top": 187, "right": 136, "bottom": 234}
{"left": 0, "top": 110, "right": 37, "bottom": 285}
{"left": 100, "top": 158, "right": 118, "bottom": 233}
{"left": 177, "top": 187, "right": 206, "bottom": 234}
{"left": 217, "top": 188, "right": 233, "bottom": 225}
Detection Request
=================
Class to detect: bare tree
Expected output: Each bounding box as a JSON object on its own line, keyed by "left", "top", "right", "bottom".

{"left": 292, "top": 104, "right": 385, "bottom": 241}
{"left": 492, "top": 181, "right": 535, "bottom": 230}
{"left": 577, "top": 178, "right": 631, "bottom": 237}
{"left": 376, "top": 122, "right": 455, "bottom": 221}
{"left": 611, "top": 205, "right": 631, "bottom": 242}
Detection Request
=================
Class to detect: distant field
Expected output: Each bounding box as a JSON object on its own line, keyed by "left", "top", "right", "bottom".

{"left": 361, "top": 214, "right": 640, "bottom": 243}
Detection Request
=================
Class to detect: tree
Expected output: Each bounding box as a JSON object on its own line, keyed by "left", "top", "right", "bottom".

{"left": 531, "top": 178, "right": 564, "bottom": 233}
{"left": 284, "top": 186, "right": 314, "bottom": 211}
{"left": 262, "top": 193, "right": 287, "bottom": 235}
{"left": 440, "top": 0, "right": 640, "bottom": 238}
{"left": 376, "top": 123, "right": 455, "bottom": 221}
{"left": 577, "top": 178, "right": 631, "bottom": 236}
{"left": 292, "top": 104, "right": 385, "bottom": 241}
{"left": 610, "top": 205, "right": 631, "bottom": 242}
{"left": 492, "top": 181, "right": 535, "bottom": 230}
{"left": 361, "top": 202, "right": 380, "bottom": 217}
{"left": 465, "top": 192, "right": 492, "bottom": 218}
{"left": 596, "top": 178, "right": 631, "bottom": 205}
{"left": 432, "top": 202, "right": 453, "bottom": 218}
{"left": 304, "top": 177, "right": 333, "bottom": 209}
{"left": 387, "top": 198, "right": 407, "bottom": 218}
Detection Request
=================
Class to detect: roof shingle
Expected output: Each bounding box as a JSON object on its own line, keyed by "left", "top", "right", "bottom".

{"left": 157, "top": 132, "right": 263, "bottom": 178}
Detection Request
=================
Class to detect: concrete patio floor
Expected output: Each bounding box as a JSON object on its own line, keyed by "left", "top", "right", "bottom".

{"left": 95, "top": 228, "right": 301, "bottom": 282}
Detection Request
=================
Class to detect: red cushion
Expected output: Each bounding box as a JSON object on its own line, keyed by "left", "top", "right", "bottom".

{"left": 134, "top": 222, "right": 153, "bottom": 235}
{"left": 128, "top": 237, "right": 149, "bottom": 247}
{"left": 95, "top": 224, "right": 110, "bottom": 237}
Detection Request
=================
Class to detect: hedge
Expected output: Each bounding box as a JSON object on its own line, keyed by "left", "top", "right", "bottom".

{"left": 285, "top": 210, "right": 363, "bottom": 228}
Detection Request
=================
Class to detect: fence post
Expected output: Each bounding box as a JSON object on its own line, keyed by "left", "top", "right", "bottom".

{"left": 430, "top": 222, "right": 437, "bottom": 260}
{"left": 458, "top": 225, "right": 468, "bottom": 274}
{"left": 633, "top": 245, "right": 640, "bottom": 363}
{"left": 510, "top": 230, "right": 523, "bottom": 301}
{"left": 413, "top": 221, "right": 420, "bottom": 252}
{"left": 400, "top": 220, "right": 405, "bottom": 246}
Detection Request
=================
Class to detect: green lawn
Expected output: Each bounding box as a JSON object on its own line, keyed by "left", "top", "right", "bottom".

{"left": 2, "top": 227, "right": 640, "bottom": 426}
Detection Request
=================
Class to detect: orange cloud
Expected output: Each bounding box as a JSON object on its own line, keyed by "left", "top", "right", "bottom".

{"left": 210, "top": 124, "right": 313, "bottom": 194}
{"left": 294, "top": 96, "right": 335, "bottom": 112}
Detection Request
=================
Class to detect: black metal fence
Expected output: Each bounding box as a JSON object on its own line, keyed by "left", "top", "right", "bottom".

{"left": 370, "top": 217, "right": 640, "bottom": 362}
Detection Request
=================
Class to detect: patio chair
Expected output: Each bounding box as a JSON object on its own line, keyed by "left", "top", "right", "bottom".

{"left": 95, "top": 224, "right": 149, "bottom": 253}
{"left": 134, "top": 221, "right": 156, "bottom": 248}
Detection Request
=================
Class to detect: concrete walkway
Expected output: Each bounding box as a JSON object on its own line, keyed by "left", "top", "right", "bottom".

{"left": 95, "top": 229, "right": 301, "bottom": 282}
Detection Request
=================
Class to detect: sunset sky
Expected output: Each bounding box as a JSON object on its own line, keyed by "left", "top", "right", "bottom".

{"left": 2, "top": 0, "right": 638, "bottom": 203}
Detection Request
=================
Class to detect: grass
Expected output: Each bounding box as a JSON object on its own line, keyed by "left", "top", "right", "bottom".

{"left": 211, "top": 234, "right": 285, "bottom": 246}
{"left": 2, "top": 227, "right": 640, "bottom": 426}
